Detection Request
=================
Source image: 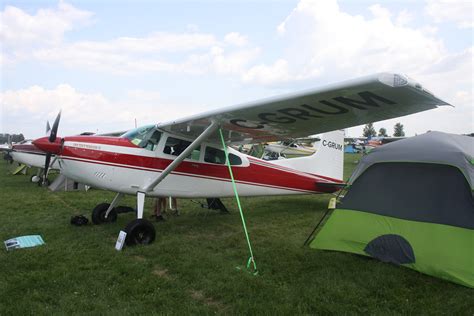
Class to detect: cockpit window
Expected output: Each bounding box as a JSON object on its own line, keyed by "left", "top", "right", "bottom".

{"left": 204, "top": 147, "right": 242, "bottom": 165}
{"left": 163, "top": 137, "right": 200, "bottom": 160}
{"left": 121, "top": 125, "right": 162, "bottom": 151}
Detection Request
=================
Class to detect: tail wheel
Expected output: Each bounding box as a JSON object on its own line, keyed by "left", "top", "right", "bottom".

{"left": 124, "top": 219, "right": 156, "bottom": 246}
{"left": 91, "top": 203, "right": 118, "bottom": 224}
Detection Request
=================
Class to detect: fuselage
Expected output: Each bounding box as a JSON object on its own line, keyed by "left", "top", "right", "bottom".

{"left": 34, "top": 127, "right": 341, "bottom": 198}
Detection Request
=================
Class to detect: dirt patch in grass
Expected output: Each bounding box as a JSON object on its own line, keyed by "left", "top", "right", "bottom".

{"left": 133, "top": 255, "right": 147, "bottom": 262}
{"left": 152, "top": 265, "right": 172, "bottom": 280}
{"left": 189, "top": 289, "right": 226, "bottom": 312}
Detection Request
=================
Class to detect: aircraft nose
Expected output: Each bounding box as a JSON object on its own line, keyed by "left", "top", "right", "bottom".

{"left": 33, "top": 136, "right": 62, "bottom": 154}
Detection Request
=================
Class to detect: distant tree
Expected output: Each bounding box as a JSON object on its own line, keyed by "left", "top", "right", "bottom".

{"left": 378, "top": 128, "right": 388, "bottom": 137}
{"left": 362, "top": 123, "right": 376, "bottom": 137}
{"left": 11, "top": 134, "right": 25, "bottom": 142}
{"left": 393, "top": 123, "right": 405, "bottom": 137}
{"left": 0, "top": 133, "right": 24, "bottom": 144}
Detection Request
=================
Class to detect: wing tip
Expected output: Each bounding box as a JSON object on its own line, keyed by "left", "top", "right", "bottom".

{"left": 378, "top": 72, "right": 453, "bottom": 107}
{"left": 377, "top": 72, "right": 409, "bottom": 88}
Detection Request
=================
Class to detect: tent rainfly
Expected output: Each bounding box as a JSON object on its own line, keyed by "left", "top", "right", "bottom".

{"left": 309, "top": 131, "right": 474, "bottom": 288}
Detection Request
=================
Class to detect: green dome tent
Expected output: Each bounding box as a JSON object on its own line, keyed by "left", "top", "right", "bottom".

{"left": 309, "top": 131, "right": 474, "bottom": 287}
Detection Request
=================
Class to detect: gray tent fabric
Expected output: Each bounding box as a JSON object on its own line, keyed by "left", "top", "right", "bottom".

{"left": 340, "top": 162, "right": 474, "bottom": 229}
{"left": 348, "top": 132, "right": 474, "bottom": 189}
{"left": 364, "top": 234, "right": 415, "bottom": 265}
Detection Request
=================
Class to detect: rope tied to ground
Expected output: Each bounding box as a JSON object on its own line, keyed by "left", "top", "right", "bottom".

{"left": 218, "top": 128, "right": 258, "bottom": 275}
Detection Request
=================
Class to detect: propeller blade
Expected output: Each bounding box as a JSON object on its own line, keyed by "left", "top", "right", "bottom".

{"left": 46, "top": 121, "right": 51, "bottom": 135}
{"left": 49, "top": 111, "right": 61, "bottom": 143}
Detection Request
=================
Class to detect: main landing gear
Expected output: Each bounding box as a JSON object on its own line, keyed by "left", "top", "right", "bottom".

{"left": 124, "top": 219, "right": 156, "bottom": 246}
{"left": 91, "top": 192, "right": 156, "bottom": 246}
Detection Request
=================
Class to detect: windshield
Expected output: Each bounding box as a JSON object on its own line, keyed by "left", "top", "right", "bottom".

{"left": 121, "top": 125, "right": 162, "bottom": 150}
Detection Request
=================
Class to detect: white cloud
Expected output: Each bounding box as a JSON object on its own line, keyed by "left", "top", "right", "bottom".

{"left": 30, "top": 31, "right": 260, "bottom": 75}
{"left": 395, "top": 10, "right": 413, "bottom": 26}
{"left": 0, "top": 84, "right": 202, "bottom": 137}
{"left": 267, "top": 0, "right": 472, "bottom": 135}
{"left": 242, "top": 59, "right": 322, "bottom": 85}
{"left": 425, "top": 0, "right": 473, "bottom": 28}
{"left": 0, "top": 1, "right": 93, "bottom": 48}
{"left": 0, "top": 2, "right": 262, "bottom": 75}
{"left": 224, "top": 32, "right": 248, "bottom": 47}
{"left": 211, "top": 46, "right": 260, "bottom": 75}
{"left": 254, "top": 0, "right": 446, "bottom": 85}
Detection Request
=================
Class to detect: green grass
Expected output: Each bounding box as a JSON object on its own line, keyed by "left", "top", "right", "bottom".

{"left": 0, "top": 155, "right": 472, "bottom": 314}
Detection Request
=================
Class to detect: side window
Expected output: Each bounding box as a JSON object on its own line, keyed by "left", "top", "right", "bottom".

{"left": 204, "top": 147, "right": 225, "bottom": 164}
{"left": 163, "top": 137, "right": 200, "bottom": 161}
{"left": 204, "top": 147, "right": 242, "bottom": 165}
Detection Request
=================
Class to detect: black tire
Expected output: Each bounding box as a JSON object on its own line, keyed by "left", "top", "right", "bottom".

{"left": 114, "top": 206, "right": 136, "bottom": 214}
{"left": 91, "top": 203, "right": 118, "bottom": 224}
{"left": 124, "top": 219, "right": 156, "bottom": 246}
{"left": 38, "top": 178, "right": 50, "bottom": 187}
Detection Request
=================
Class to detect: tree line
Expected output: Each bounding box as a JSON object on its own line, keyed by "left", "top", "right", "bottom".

{"left": 362, "top": 122, "right": 405, "bottom": 137}
{"left": 0, "top": 133, "right": 25, "bottom": 144}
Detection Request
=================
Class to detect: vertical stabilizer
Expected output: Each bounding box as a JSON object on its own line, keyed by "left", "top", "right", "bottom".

{"left": 271, "top": 130, "right": 345, "bottom": 181}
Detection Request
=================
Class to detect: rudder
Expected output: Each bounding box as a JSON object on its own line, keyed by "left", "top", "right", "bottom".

{"left": 271, "top": 130, "right": 345, "bottom": 182}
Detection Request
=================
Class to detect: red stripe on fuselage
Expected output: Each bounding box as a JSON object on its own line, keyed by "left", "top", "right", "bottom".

{"left": 60, "top": 136, "right": 338, "bottom": 193}
{"left": 247, "top": 156, "right": 343, "bottom": 183}
{"left": 61, "top": 156, "right": 317, "bottom": 193}
{"left": 61, "top": 149, "right": 324, "bottom": 194}
{"left": 12, "top": 143, "right": 46, "bottom": 155}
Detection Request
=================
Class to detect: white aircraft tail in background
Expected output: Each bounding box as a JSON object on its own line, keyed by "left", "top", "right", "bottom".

{"left": 271, "top": 130, "right": 344, "bottom": 182}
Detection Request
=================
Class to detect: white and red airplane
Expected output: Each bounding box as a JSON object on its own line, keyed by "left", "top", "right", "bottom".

{"left": 32, "top": 73, "right": 449, "bottom": 246}
{"left": 3, "top": 122, "right": 62, "bottom": 184}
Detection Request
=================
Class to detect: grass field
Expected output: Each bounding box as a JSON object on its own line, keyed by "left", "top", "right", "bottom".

{"left": 0, "top": 155, "right": 472, "bottom": 314}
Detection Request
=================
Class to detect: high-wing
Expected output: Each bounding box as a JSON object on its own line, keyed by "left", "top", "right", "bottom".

{"left": 157, "top": 73, "right": 450, "bottom": 144}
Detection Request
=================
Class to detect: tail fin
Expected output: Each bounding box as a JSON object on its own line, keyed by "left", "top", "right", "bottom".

{"left": 271, "top": 130, "right": 345, "bottom": 182}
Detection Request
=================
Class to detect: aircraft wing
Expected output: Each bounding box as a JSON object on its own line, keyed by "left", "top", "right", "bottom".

{"left": 157, "top": 73, "right": 450, "bottom": 145}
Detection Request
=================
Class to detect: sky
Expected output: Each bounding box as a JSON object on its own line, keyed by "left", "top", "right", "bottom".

{"left": 0, "top": 0, "right": 472, "bottom": 139}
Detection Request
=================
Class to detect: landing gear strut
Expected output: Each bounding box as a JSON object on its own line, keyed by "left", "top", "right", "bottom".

{"left": 91, "top": 203, "right": 118, "bottom": 224}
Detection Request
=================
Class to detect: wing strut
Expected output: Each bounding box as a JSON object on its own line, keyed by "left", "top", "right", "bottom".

{"left": 142, "top": 121, "right": 219, "bottom": 193}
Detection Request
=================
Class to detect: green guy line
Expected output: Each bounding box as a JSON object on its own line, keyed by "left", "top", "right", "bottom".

{"left": 219, "top": 128, "right": 258, "bottom": 274}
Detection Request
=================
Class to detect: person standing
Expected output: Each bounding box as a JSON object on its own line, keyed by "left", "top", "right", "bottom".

{"left": 152, "top": 197, "right": 179, "bottom": 221}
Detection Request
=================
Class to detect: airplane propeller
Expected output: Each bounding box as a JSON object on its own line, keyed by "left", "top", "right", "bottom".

{"left": 41, "top": 111, "right": 61, "bottom": 186}
{"left": 49, "top": 111, "right": 61, "bottom": 143}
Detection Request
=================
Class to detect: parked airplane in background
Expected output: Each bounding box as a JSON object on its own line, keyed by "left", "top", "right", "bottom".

{"left": 346, "top": 135, "right": 406, "bottom": 153}
{"left": 262, "top": 137, "right": 319, "bottom": 160}
{"left": 32, "top": 73, "right": 450, "bottom": 246}
{"left": 2, "top": 122, "right": 57, "bottom": 184}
